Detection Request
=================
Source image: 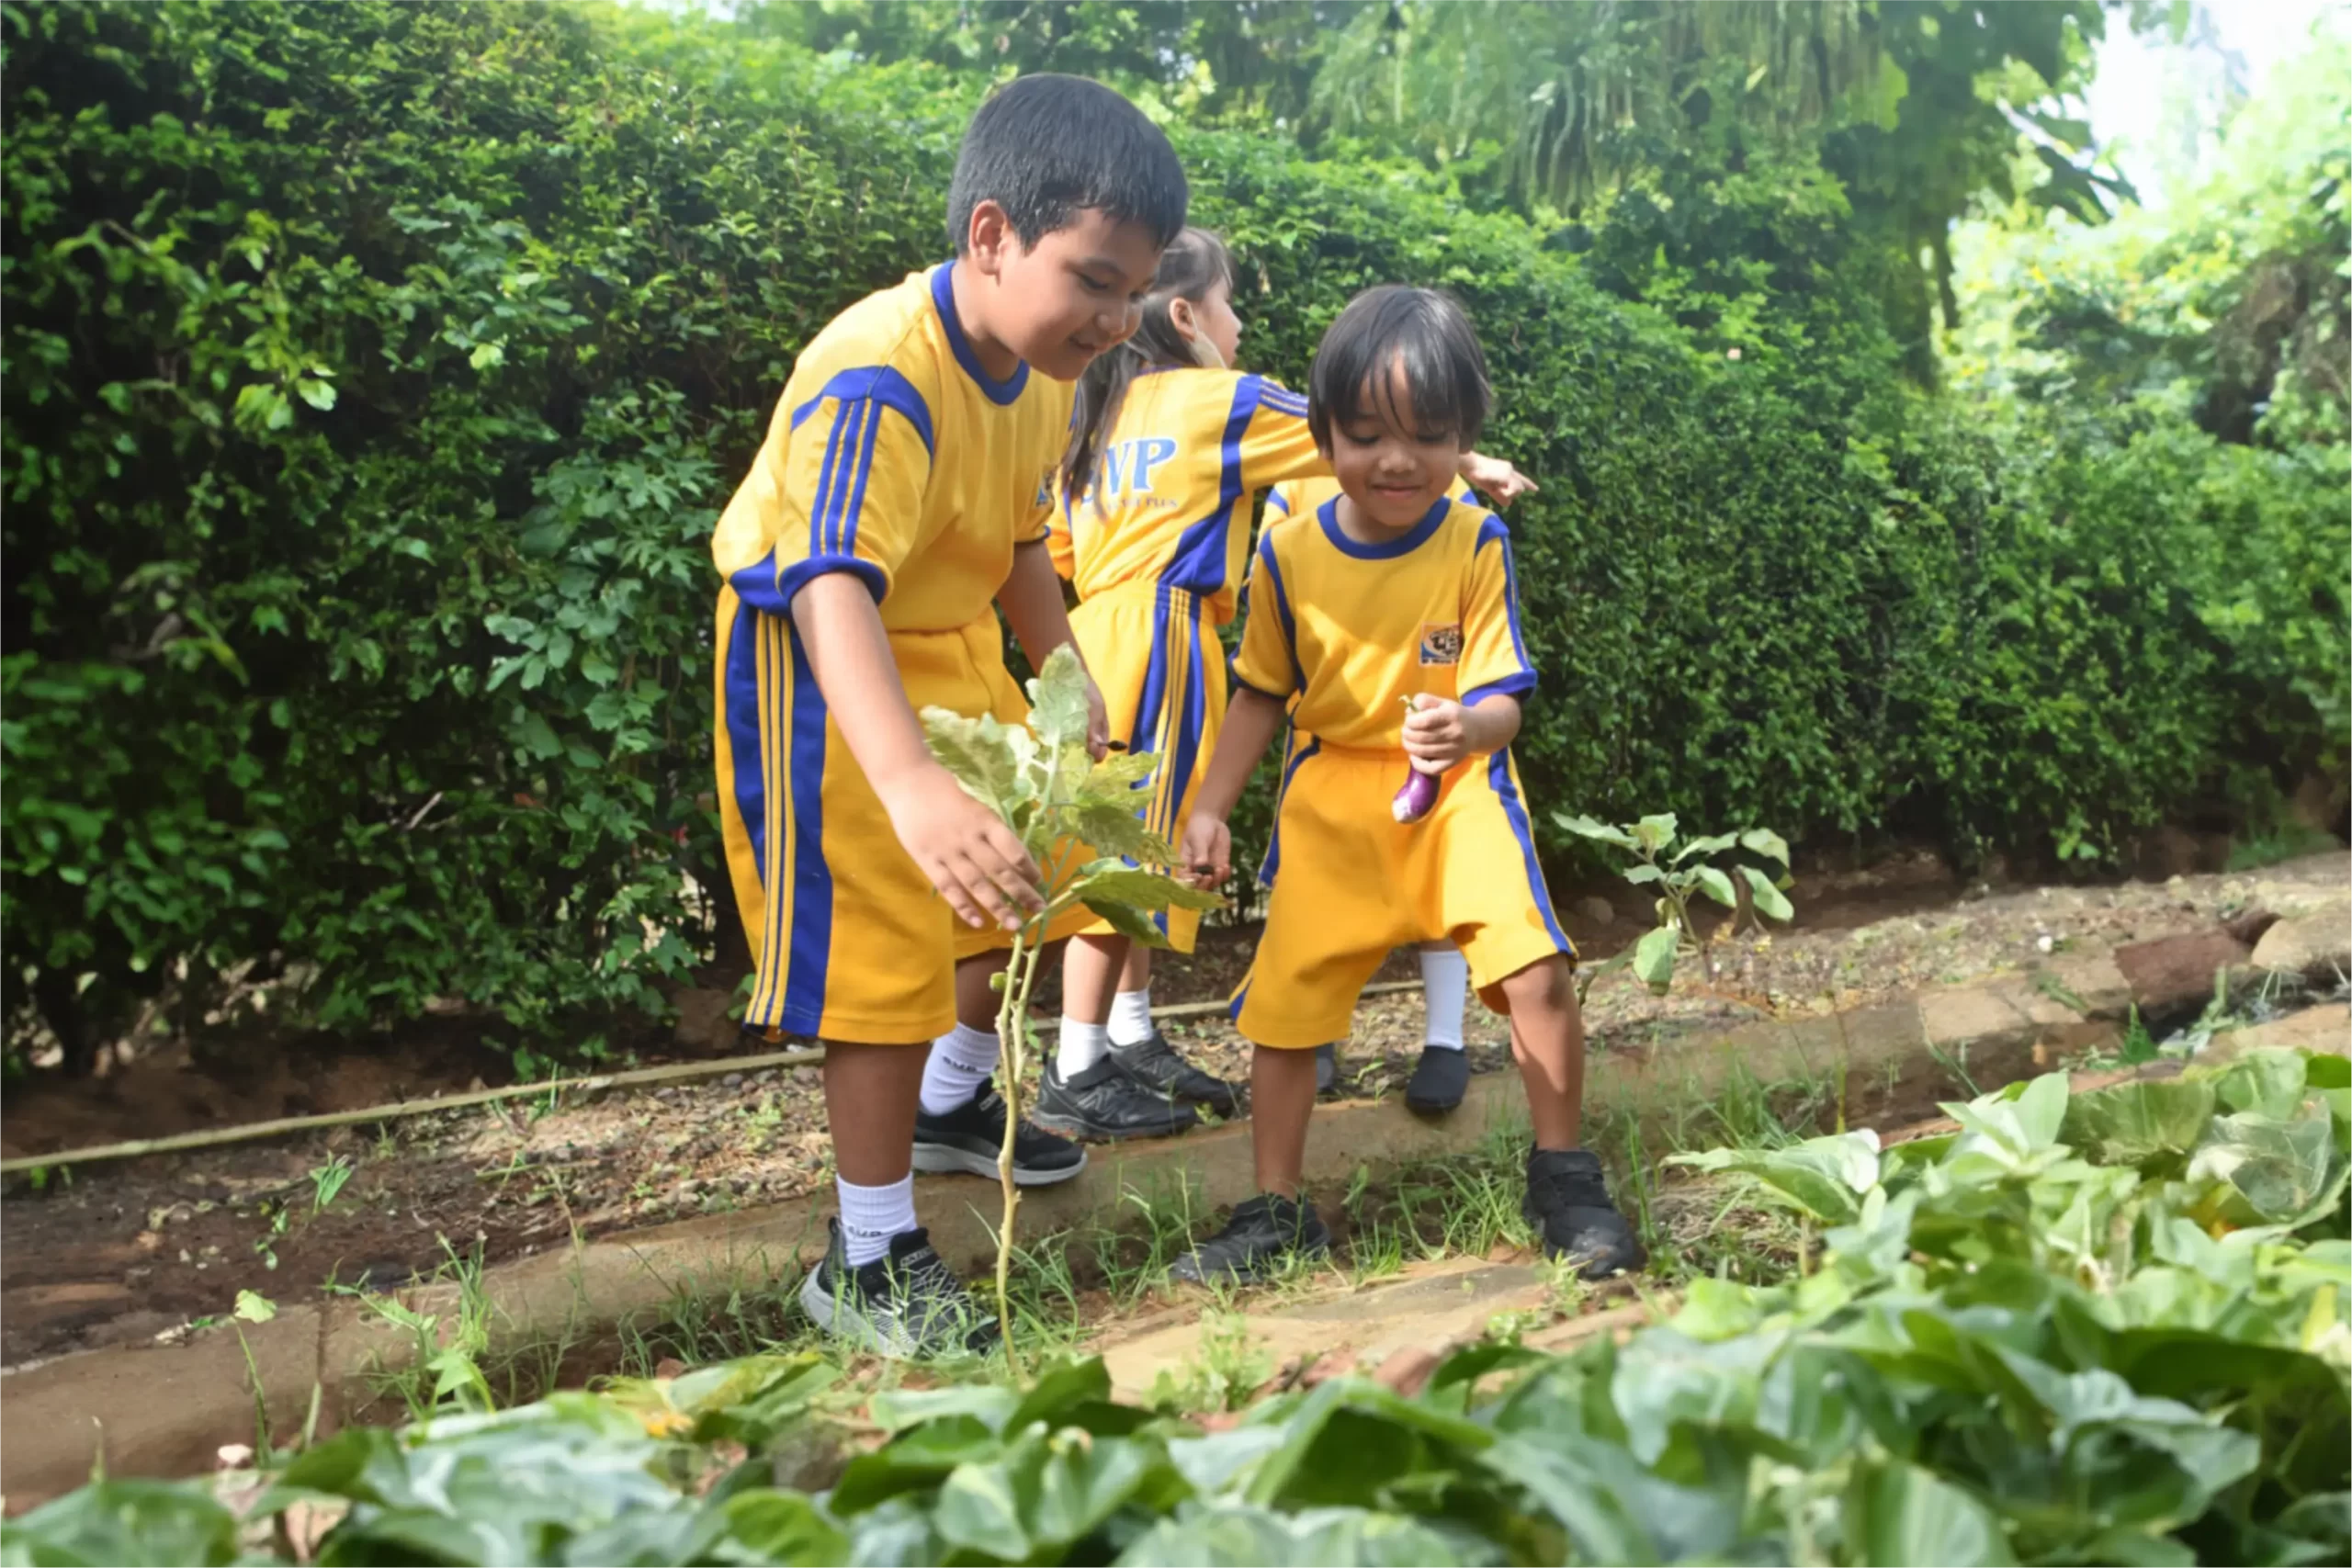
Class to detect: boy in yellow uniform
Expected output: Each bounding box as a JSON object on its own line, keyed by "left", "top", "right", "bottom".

{"left": 1042, "top": 231, "right": 1532, "bottom": 1137}
{"left": 710, "top": 74, "right": 1184, "bottom": 1357}
{"left": 1261, "top": 475, "right": 1483, "bottom": 1113}
{"left": 1178, "top": 286, "right": 1644, "bottom": 1283}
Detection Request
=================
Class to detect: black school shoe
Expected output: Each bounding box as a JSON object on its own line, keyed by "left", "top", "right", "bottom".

{"left": 913, "top": 1082, "right": 1087, "bottom": 1185}
{"left": 1522, "top": 1148, "right": 1646, "bottom": 1280}
{"left": 1168, "top": 1193, "right": 1332, "bottom": 1285}
{"left": 798, "top": 1221, "right": 1001, "bottom": 1360}
{"left": 1033, "top": 1056, "right": 1201, "bottom": 1140}
{"left": 1405, "top": 1046, "right": 1470, "bottom": 1113}
{"left": 1108, "top": 1028, "right": 1239, "bottom": 1115}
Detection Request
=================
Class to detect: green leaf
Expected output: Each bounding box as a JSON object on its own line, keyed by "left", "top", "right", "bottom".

{"left": 1669, "top": 831, "right": 1738, "bottom": 864}
{"left": 1846, "top": 1460, "right": 2017, "bottom": 1566}
{"left": 1669, "top": 1130, "right": 1882, "bottom": 1224}
{"left": 1632, "top": 923, "right": 1678, "bottom": 994}
{"left": 1944, "top": 1072, "right": 2069, "bottom": 1157}
{"left": 2060, "top": 1080, "right": 2216, "bottom": 1172}
{"left": 1738, "top": 828, "right": 1792, "bottom": 866}
{"left": 933, "top": 1428, "right": 1163, "bottom": 1562}
{"left": 1690, "top": 866, "right": 1738, "bottom": 908}
{"left": 1554, "top": 812, "right": 1639, "bottom": 850}
{"left": 922, "top": 706, "right": 1024, "bottom": 819}
{"left": 1082, "top": 896, "right": 1178, "bottom": 950}
{"left": 1738, "top": 864, "right": 1794, "bottom": 921}
{"left": 1115, "top": 1502, "right": 1475, "bottom": 1565}
{"left": 1025, "top": 644, "right": 1092, "bottom": 750}
{"left": 0, "top": 1480, "right": 243, "bottom": 1566}
{"left": 1060, "top": 861, "right": 1223, "bottom": 917}
{"left": 1623, "top": 863, "right": 1664, "bottom": 886}
{"left": 1076, "top": 749, "right": 1160, "bottom": 798}
{"left": 1059, "top": 799, "right": 1173, "bottom": 867}
{"left": 720, "top": 1490, "right": 850, "bottom": 1565}
{"left": 514, "top": 710, "right": 561, "bottom": 761}
{"left": 2204, "top": 1049, "right": 2311, "bottom": 1119}
{"left": 1633, "top": 813, "right": 1678, "bottom": 853}
{"left": 2189, "top": 1105, "right": 2337, "bottom": 1224}
{"left": 294, "top": 377, "right": 337, "bottom": 412}
{"left": 233, "top": 1290, "right": 277, "bottom": 1323}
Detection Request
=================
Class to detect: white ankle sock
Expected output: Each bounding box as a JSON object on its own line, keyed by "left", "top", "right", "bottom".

{"left": 919, "top": 1022, "right": 1000, "bottom": 1115}
{"left": 836, "top": 1173, "right": 914, "bottom": 1267}
{"left": 1057, "top": 1019, "right": 1111, "bottom": 1079}
{"left": 1107, "top": 987, "right": 1154, "bottom": 1046}
{"left": 1419, "top": 946, "right": 1468, "bottom": 1050}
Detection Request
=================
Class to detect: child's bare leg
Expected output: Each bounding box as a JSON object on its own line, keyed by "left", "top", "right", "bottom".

{"left": 1120, "top": 944, "right": 1153, "bottom": 993}
{"left": 1498, "top": 954, "right": 1585, "bottom": 1151}
{"left": 1251, "top": 1044, "right": 1320, "bottom": 1196}
{"left": 1059, "top": 933, "right": 1128, "bottom": 1030}
{"left": 825, "top": 1042, "right": 926, "bottom": 1186}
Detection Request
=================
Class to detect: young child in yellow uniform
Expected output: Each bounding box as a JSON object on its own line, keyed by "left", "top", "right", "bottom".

{"left": 710, "top": 75, "right": 1185, "bottom": 1358}
{"left": 1261, "top": 475, "right": 1483, "bottom": 1113}
{"left": 1177, "top": 285, "right": 1645, "bottom": 1283}
{"left": 1041, "top": 230, "right": 1532, "bottom": 1139}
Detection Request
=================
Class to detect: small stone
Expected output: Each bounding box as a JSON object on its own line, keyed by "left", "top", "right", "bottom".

{"left": 217, "top": 1443, "right": 254, "bottom": 1470}
{"left": 135, "top": 1229, "right": 164, "bottom": 1252}
{"left": 722, "top": 1073, "right": 744, "bottom": 1089}
{"left": 1573, "top": 896, "right": 1616, "bottom": 928}
{"left": 655, "top": 1357, "right": 688, "bottom": 1380}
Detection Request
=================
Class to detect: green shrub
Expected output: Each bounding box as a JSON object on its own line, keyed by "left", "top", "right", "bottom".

{"left": 4, "top": 3, "right": 2338, "bottom": 1066}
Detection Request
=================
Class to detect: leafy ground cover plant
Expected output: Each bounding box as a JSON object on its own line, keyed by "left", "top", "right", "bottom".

{"left": 1556, "top": 812, "right": 1795, "bottom": 997}
{"left": 920, "top": 647, "right": 1220, "bottom": 1367}
{"left": 9, "top": 1048, "right": 2342, "bottom": 1565}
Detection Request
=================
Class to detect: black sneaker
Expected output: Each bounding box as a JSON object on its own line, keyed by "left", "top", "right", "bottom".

{"left": 1405, "top": 1046, "right": 1470, "bottom": 1113}
{"left": 1108, "top": 1028, "right": 1238, "bottom": 1115}
{"left": 913, "top": 1082, "right": 1087, "bottom": 1186}
{"left": 1315, "top": 1043, "right": 1339, "bottom": 1097}
{"left": 1033, "top": 1057, "right": 1200, "bottom": 1140}
{"left": 1522, "top": 1148, "right": 1645, "bottom": 1280}
{"left": 799, "top": 1222, "right": 1001, "bottom": 1359}
{"left": 1168, "top": 1193, "right": 1331, "bottom": 1284}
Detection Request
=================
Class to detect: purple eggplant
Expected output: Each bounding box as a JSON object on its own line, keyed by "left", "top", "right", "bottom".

{"left": 1393, "top": 764, "right": 1443, "bottom": 824}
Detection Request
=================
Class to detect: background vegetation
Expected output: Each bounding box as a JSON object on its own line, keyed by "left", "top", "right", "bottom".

{"left": 4, "top": 0, "right": 2342, "bottom": 1067}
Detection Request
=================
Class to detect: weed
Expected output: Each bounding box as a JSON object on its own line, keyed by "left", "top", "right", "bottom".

{"left": 308, "top": 1154, "right": 354, "bottom": 1214}
{"left": 1148, "top": 1309, "right": 1273, "bottom": 1416}
{"left": 1927, "top": 1038, "right": 1981, "bottom": 1098}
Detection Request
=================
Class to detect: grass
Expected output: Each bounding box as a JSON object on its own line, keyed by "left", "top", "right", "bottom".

{"left": 2226, "top": 822, "right": 2341, "bottom": 873}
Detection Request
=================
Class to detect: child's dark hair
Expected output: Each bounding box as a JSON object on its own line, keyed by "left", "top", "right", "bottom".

{"left": 947, "top": 74, "right": 1188, "bottom": 255}
{"left": 1307, "top": 286, "right": 1491, "bottom": 451}
{"left": 1061, "top": 227, "right": 1235, "bottom": 503}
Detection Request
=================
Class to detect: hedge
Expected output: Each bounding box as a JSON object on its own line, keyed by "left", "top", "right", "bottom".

{"left": 4, "top": 1, "right": 2340, "bottom": 1065}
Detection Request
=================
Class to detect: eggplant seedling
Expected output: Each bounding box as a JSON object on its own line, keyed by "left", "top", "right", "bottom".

{"left": 922, "top": 646, "right": 1220, "bottom": 1371}
{"left": 1555, "top": 811, "right": 1795, "bottom": 998}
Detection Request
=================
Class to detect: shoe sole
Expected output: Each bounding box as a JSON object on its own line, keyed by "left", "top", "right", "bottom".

{"left": 1169, "top": 1238, "right": 1331, "bottom": 1286}
{"left": 910, "top": 1141, "right": 1088, "bottom": 1185}
{"left": 799, "top": 1267, "right": 1002, "bottom": 1360}
{"left": 1405, "top": 1093, "right": 1464, "bottom": 1114}
{"left": 1029, "top": 1110, "right": 1197, "bottom": 1141}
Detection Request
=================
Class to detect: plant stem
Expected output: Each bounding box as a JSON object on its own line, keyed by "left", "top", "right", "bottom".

{"left": 992, "top": 920, "right": 1049, "bottom": 1377}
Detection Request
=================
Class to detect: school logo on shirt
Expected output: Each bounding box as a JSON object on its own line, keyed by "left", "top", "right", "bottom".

{"left": 1419, "top": 623, "right": 1464, "bottom": 665}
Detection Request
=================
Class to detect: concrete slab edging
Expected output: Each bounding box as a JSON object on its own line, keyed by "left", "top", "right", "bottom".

{"left": 5, "top": 904, "right": 2345, "bottom": 1506}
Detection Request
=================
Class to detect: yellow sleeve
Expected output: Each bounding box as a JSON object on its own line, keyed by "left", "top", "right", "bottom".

{"left": 1230, "top": 530, "right": 1303, "bottom": 699}
{"left": 1235, "top": 377, "right": 1327, "bottom": 494}
{"left": 1458, "top": 514, "right": 1537, "bottom": 707}
{"left": 1265, "top": 479, "right": 1303, "bottom": 519}
{"left": 716, "top": 367, "right": 933, "bottom": 615}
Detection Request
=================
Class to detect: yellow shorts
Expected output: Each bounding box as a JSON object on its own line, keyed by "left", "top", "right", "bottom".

{"left": 715, "top": 591, "right": 1086, "bottom": 1046}
{"left": 1230, "top": 743, "right": 1575, "bottom": 1049}
{"left": 1065, "top": 582, "right": 1225, "bottom": 954}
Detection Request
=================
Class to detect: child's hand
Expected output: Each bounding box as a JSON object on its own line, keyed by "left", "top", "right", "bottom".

{"left": 1179, "top": 813, "right": 1230, "bottom": 889}
{"left": 878, "top": 766, "right": 1046, "bottom": 931}
{"left": 1402, "top": 694, "right": 1478, "bottom": 771}
{"left": 1461, "top": 453, "right": 1538, "bottom": 508}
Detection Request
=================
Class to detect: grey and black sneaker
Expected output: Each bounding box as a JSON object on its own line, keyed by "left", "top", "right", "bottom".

{"left": 1315, "top": 1043, "right": 1340, "bottom": 1098}
{"left": 1522, "top": 1148, "right": 1645, "bottom": 1280}
{"left": 1033, "top": 1057, "right": 1200, "bottom": 1140}
{"left": 1108, "top": 1028, "right": 1238, "bottom": 1115}
{"left": 1167, "top": 1192, "right": 1331, "bottom": 1284}
{"left": 913, "top": 1082, "right": 1087, "bottom": 1185}
{"left": 799, "top": 1221, "right": 1001, "bottom": 1359}
{"left": 1404, "top": 1046, "right": 1470, "bottom": 1113}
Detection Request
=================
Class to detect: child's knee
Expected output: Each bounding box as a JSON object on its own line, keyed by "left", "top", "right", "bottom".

{"left": 1498, "top": 953, "right": 1576, "bottom": 1014}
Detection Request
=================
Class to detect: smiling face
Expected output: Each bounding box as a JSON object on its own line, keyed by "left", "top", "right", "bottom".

{"left": 1329, "top": 357, "right": 1465, "bottom": 533}
{"left": 964, "top": 201, "right": 1166, "bottom": 382}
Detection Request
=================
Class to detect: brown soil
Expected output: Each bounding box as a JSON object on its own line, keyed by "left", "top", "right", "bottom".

{"left": 2, "top": 848, "right": 2340, "bottom": 1371}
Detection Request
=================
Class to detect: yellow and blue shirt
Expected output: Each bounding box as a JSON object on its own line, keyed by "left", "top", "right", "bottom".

{"left": 1232, "top": 493, "right": 1537, "bottom": 750}
{"left": 1049, "top": 367, "right": 1322, "bottom": 626}
{"left": 713, "top": 265, "right": 1069, "bottom": 632}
